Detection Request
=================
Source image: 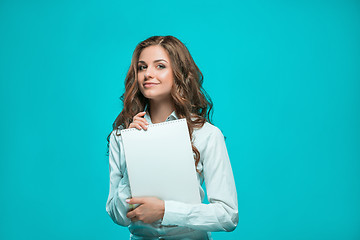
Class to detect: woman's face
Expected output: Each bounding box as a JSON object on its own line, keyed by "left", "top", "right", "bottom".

{"left": 137, "top": 45, "right": 174, "bottom": 102}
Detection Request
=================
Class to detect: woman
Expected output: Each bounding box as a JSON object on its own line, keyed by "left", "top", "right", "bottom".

{"left": 106, "top": 36, "right": 238, "bottom": 240}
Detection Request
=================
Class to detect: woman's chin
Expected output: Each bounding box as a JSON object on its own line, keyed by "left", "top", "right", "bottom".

{"left": 144, "top": 94, "right": 172, "bottom": 103}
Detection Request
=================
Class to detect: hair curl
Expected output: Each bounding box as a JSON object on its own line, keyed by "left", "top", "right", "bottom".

{"left": 106, "top": 36, "right": 213, "bottom": 174}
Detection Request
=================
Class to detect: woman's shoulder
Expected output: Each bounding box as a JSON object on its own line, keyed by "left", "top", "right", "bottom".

{"left": 195, "top": 121, "right": 224, "bottom": 139}
{"left": 110, "top": 126, "right": 124, "bottom": 143}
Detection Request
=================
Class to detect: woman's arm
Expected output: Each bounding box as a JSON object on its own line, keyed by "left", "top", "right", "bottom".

{"left": 161, "top": 126, "right": 239, "bottom": 232}
{"left": 105, "top": 130, "right": 132, "bottom": 226}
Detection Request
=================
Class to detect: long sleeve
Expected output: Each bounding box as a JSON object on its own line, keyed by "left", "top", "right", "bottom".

{"left": 105, "top": 130, "right": 132, "bottom": 226}
{"left": 161, "top": 126, "right": 239, "bottom": 232}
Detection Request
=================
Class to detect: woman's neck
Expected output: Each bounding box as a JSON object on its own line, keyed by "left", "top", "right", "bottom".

{"left": 149, "top": 99, "right": 175, "bottom": 124}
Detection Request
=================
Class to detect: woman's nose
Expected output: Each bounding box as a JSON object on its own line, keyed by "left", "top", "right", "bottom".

{"left": 144, "top": 67, "right": 154, "bottom": 78}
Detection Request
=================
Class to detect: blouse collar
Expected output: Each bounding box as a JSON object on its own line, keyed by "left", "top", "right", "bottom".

{"left": 143, "top": 104, "right": 178, "bottom": 124}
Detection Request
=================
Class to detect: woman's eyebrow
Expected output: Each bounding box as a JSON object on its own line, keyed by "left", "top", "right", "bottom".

{"left": 138, "top": 59, "right": 168, "bottom": 64}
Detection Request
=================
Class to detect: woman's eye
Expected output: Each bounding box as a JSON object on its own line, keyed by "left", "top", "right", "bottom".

{"left": 138, "top": 65, "right": 147, "bottom": 71}
{"left": 157, "top": 64, "right": 165, "bottom": 69}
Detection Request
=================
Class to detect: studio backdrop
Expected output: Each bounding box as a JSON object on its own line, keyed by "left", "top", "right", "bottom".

{"left": 0, "top": 0, "right": 359, "bottom": 239}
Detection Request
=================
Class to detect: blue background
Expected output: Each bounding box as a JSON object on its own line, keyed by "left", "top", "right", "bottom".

{"left": 1, "top": 0, "right": 359, "bottom": 239}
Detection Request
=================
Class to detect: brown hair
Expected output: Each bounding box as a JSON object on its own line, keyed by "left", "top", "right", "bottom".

{"left": 106, "top": 35, "right": 213, "bottom": 173}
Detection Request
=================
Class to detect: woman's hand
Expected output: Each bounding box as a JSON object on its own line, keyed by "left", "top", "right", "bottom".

{"left": 128, "top": 111, "right": 149, "bottom": 130}
{"left": 126, "top": 197, "right": 165, "bottom": 224}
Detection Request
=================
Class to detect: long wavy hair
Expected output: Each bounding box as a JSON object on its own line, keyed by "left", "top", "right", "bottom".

{"left": 106, "top": 36, "right": 213, "bottom": 173}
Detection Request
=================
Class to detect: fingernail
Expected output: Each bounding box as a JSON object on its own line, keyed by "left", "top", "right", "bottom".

{"left": 126, "top": 199, "right": 130, "bottom": 203}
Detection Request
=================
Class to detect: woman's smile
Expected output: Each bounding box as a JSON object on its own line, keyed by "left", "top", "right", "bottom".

{"left": 143, "top": 82, "right": 160, "bottom": 88}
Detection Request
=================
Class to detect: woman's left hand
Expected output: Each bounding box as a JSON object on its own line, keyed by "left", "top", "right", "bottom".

{"left": 126, "top": 197, "right": 165, "bottom": 224}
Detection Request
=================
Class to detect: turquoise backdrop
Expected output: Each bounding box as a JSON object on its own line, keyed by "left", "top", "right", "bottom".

{"left": 0, "top": 0, "right": 359, "bottom": 239}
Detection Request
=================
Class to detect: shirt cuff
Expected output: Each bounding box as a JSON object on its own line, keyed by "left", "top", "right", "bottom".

{"left": 161, "top": 200, "right": 189, "bottom": 226}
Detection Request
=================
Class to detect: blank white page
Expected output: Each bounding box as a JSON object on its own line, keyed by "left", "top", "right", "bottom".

{"left": 120, "top": 118, "right": 201, "bottom": 204}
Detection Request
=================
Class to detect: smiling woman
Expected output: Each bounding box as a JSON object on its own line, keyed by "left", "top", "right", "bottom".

{"left": 105, "top": 36, "right": 238, "bottom": 240}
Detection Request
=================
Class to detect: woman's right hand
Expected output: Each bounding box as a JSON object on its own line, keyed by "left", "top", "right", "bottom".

{"left": 128, "top": 111, "right": 149, "bottom": 130}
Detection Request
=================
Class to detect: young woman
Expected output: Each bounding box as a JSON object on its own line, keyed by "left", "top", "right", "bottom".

{"left": 106, "top": 36, "right": 238, "bottom": 240}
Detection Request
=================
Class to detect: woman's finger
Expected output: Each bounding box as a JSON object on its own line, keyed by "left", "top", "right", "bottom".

{"left": 133, "top": 112, "right": 148, "bottom": 123}
{"left": 129, "top": 122, "right": 142, "bottom": 130}
{"left": 127, "top": 209, "right": 135, "bottom": 218}
{"left": 133, "top": 115, "right": 148, "bottom": 122}
{"left": 126, "top": 197, "right": 146, "bottom": 205}
{"left": 128, "top": 111, "right": 149, "bottom": 130}
{"left": 133, "top": 112, "right": 149, "bottom": 129}
{"left": 140, "top": 122, "right": 148, "bottom": 130}
{"left": 134, "top": 111, "right": 146, "bottom": 118}
{"left": 132, "top": 122, "right": 147, "bottom": 130}
{"left": 133, "top": 117, "right": 149, "bottom": 126}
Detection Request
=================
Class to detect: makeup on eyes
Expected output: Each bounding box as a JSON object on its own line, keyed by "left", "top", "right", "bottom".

{"left": 138, "top": 63, "right": 166, "bottom": 71}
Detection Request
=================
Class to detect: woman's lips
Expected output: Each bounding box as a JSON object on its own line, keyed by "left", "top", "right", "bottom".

{"left": 143, "top": 83, "right": 159, "bottom": 88}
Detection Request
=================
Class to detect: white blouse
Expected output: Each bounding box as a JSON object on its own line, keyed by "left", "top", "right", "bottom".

{"left": 106, "top": 111, "right": 238, "bottom": 240}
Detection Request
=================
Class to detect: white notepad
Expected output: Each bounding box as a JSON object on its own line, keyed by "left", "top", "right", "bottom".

{"left": 120, "top": 118, "right": 201, "bottom": 204}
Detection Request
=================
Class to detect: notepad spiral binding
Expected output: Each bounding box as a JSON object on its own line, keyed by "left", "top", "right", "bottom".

{"left": 120, "top": 118, "right": 187, "bottom": 133}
